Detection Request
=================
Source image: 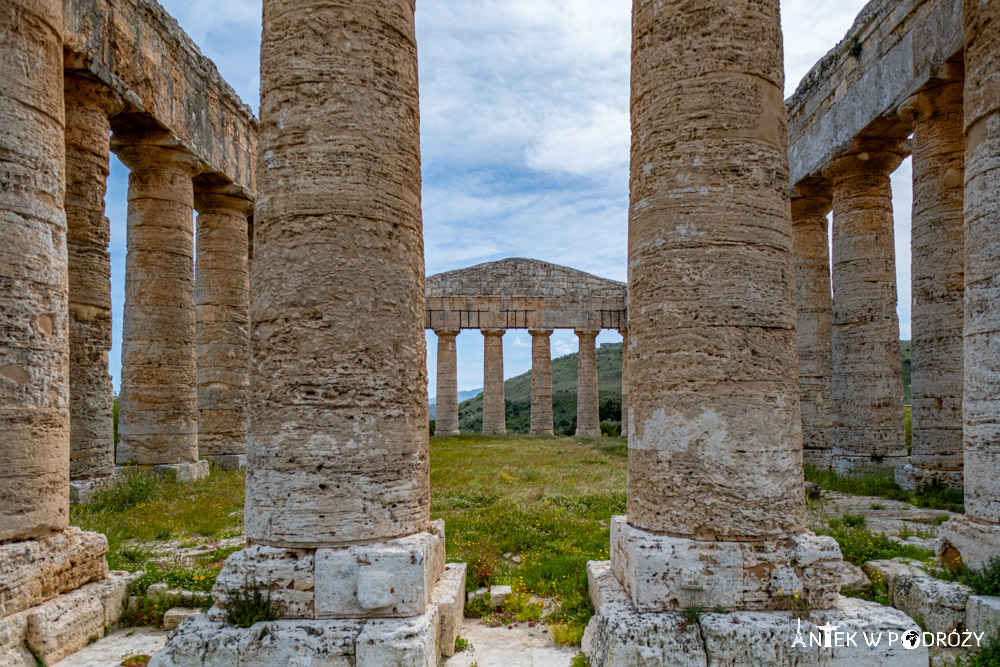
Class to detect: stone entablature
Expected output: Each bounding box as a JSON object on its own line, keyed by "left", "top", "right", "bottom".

{"left": 425, "top": 258, "right": 627, "bottom": 332}
{"left": 63, "top": 0, "right": 258, "bottom": 197}
{"left": 786, "top": 0, "right": 962, "bottom": 187}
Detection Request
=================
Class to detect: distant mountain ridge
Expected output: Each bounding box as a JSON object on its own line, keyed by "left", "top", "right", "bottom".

{"left": 429, "top": 388, "right": 482, "bottom": 420}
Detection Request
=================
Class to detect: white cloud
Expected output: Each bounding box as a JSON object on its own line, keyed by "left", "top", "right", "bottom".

{"left": 512, "top": 334, "right": 531, "bottom": 348}
{"left": 555, "top": 339, "right": 578, "bottom": 356}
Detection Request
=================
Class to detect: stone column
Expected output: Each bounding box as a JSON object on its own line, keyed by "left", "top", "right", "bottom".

{"left": 113, "top": 137, "right": 207, "bottom": 481}
{"left": 434, "top": 329, "right": 460, "bottom": 435}
{"left": 939, "top": 2, "right": 1000, "bottom": 570}
{"left": 529, "top": 329, "right": 554, "bottom": 436}
{"left": 481, "top": 329, "right": 506, "bottom": 435}
{"left": 194, "top": 187, "right": 253, "bottom": 470}
{"left": 64, "top": 75, "right": 123, "bottom": 493}
{"left": 619, "top": 329, "right": 628, "bottom": 437}
{"left": 585, "top": 1, "right": 843, "bottom": 640}
{"left": 826, "top": 148, "right": 907, "bottom": 474}
{"left": 0, "top": 0, "right": 70, "bottom": 541}
{"left": 575, "top": 329, "right": 600, "bottom": 436}
{"left": 791, "top": 186, "right": 834, "bottom": 470}
{"left": 156, "top": 1, "right": 463, "bottom": 663}
{"left": 896, "top": 82, "right": 966, "bottom": 491}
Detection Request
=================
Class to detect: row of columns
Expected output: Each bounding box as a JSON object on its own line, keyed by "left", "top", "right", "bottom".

{"left": 433, "top": 328, "right": 621, "bottom": 437}
{"left": 61, "top": 77, "right": 253, "bottom": 489}
{"left": 792, "top": 82, "right": 966, "bottom": 482}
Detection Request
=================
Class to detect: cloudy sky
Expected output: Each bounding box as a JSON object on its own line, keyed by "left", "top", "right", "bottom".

{"left": 104, "top": 0, "right": 913, "bottom": 397}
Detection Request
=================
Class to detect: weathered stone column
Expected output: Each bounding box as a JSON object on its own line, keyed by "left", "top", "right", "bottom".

{"left": 585, "top": 6, "right": 845, "bottom": 654}
{"left": 791, "top": 185, "right": 834, "bottom": 470}
{"left": 434, "top": 329, "right": 460, "bottom": 435}
{"left": 0, "top": 0, "right": 70, "bottom": 542}
{"left": 64, "top": 75, "right": 123, "bottom": 494}
{"left": 481, "top": 329, "right": 506, "bottom": 435}
{"left": 194, "top": 186, "right": 253, "bottom": 470}
{"left": 826, "top": 147, "right": 907, "bottom": 474}
{"left": 896, "top": 82, "right": 966, "bottom": 491}
{"left": 939, "top": 2, "right": 1000, "bottom": 570}
{"left": 575, "top": 329, "right": 600, "bottom": 437}
{"left": 529, "top": 329, "right": 554, "bottom": 436}
{"left": 619, "top": 328, "right": 628, "bottom": 437}
{"left": 113, "top": 137, "right": 207, "bottom": 480}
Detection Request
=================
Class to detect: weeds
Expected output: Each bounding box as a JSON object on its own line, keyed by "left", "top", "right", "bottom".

{"left": 224, "top": 589, "right": 279, "bottom": 628}
{"left": 816, "top": 520, "right": 934, "bottom": 566}
{"left": 805, "top": 467, "right": 964, "bottom": 513}
{"left": 91, "top": 467, "right": 161, "bottom": 512}
{"left": 454, "top": 636, "right": 472, "bottom": 652}
{"left": 681, "top": 605, "right": 703, "bottom": 627}
{"left": 571, "top": 653, "right": 591, "bottom": 667}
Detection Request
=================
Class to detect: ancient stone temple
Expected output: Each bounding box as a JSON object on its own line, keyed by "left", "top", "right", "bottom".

{"left": 151, "top": 0, "right": 466, "bottom": 662}
{"left": 581, "top": 0, "right": 924, "bottom": 663}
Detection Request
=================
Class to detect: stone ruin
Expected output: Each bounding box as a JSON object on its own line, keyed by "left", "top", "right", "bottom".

{"left": 0, "top": 0, "right": 998, "bottom": 664}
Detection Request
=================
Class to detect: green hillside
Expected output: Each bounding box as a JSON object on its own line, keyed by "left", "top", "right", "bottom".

{"left": 453, "top": 339, "right": 913, "bottom": 435}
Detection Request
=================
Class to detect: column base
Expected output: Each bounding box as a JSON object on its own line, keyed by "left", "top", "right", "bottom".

{"left": 802, "top": 448, "right": 832, "bottom": 470}
{"left": 116, "top": 460, "right": 210, "bottom": 482}
{"left": 894, "top": 463, "right": 963, "bottom": 492}
{"left": 938, "top": 515, "right": 1000, "bottom": 570}
{"left": 530, "top": 429, "right": 555, "bottom": 436}
{"left": 609, "top": 516, "right": 843, "bottom": 611}
{"left": 149, "top": 562, "right": 467, "bottom": 666}
{"left": 831, "top": 454, "right": 908, "bottom": 476}
{"left": 435, "top": 429, "right": 460, "bottom": 436}
{"left": 576, "top": 428, "right": 602, "bottom": 437}
{"left": 204, "top": 454, "right": 247, "bottom": 471}
{"left": 583, "top": 561, "right": 926, "bottom": 667}
{"left": 482, "top": 429, "right": 506, "bottom": 436}
{"left": 69, "top": 476, "right": 113, "bottom": 504}
{"left": 0, "top": 528, "right": 134, "bottom": 665}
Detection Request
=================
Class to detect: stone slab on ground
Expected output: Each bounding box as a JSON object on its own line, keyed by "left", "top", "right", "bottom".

{"left": 51, "top": 627, "right": 168, "bottom": 667}
{"left": 162, "top": 607, "right": 200, "bottom": 631}
{"left": 966, "top": 596, "right": 1000, "bottom": 639}
{"left": 892, "top": 573, "right": 970, "bottom": 633}
{"left": 444, "top": 619, "right": 578, "bottom": 667}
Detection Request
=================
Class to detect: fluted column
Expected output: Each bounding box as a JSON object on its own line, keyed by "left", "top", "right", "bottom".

{"left": 195, "top": 187, "right": 253, "bottom": 469}
{"left": 939, "top": 1, "right": 1000, "bottom": 569}
{"left": 600, "top": 0, "right": 842, "bottom": 617}
{"left": 481, "top": 329, "right": 506, "bottom": 435}
{"left": 791, "top": 186, "right": 834, "bottom": 470}
{"left": 620, "top": 329, "right": 628, "bottom": 437}
{"left": 826, "top": 148, "right": 907, "bottom": 474}
{"left": 529, "top": 329, "right": 553, "bottom": 436}
{"left": 575, "top": 329, "right": 600, "bottom": 436}
{"left": 64, "top": 75, "right": 123, "bottom": 486}
{"left": 896, "top": 82, "right": 965, "bottom": 491}
{"left": 434, "top": 329, "right": 460, "bottom": 435}
{"left": 113, "top": 137, "right": 205, "bottom": 479}
{"left": 0, "top": 0, "right": 69, "bottom": 541}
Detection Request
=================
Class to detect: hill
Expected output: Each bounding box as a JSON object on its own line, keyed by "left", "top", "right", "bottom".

{"left": 429, "top": 388, "right": 481, "bottom": 419}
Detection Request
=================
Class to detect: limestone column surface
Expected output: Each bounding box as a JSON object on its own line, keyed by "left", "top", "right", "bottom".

{"left": 895, "top": 82, "right": 965, "bottom": 491}
{"left": 529, "top": 329, "right": 554, "bottom": 436}
{"left": 826, "top": 148, "right": 907, "bottom": 474}
{"left": 575, "top": 329, "right": 600, "bottom": 436}
{"left": 611, "top": 0, "right": 842, "bottom": 613}
{"left": 65, "top": 74, "right": 123, "bottom": 483}
{"left": 791, "top": 186, "right": 834, "bottom": 470}
{"left": 619, "top": 329, "right": 628, "bottom": 437}
{"left": 434, "top": 329, "right": 460, "bottom": 435}
{"left": 481, "top": 329, "right": 506, "bottom": 435}
{"left": 112, "top": 138, "right": 203, "bottom": 474}
{"left": 195, "top": 187, "right": 253, "bottom": 465}
{"left": 0, "top": 0, "right": 69, "bottom": 541}
{"left": 939, "top": 0, "right": 1000, "bottom": 569}
{"left": 245, "top": 0, "right": 430, "bottom": 548}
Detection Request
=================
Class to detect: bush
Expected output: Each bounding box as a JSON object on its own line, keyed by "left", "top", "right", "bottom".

{"left": 817, "top": 522, "right": 934, "bottom": 566}
{"left": 599, "top": 421, "right": 621, "bottom": 437}
{"left": 91, "top": 466, "right": 160, "bottom": 511}
{"left": 429, "top": 419, "right": 436, "bottom": 435}
{"left": 964, "top": 557, "right": 1000, "bottom": 596}
{"left": 224, "top": 589, "right": 279, "bottom": 628}
{"left": 599, "top": 398, "right": 621, "bottom": 422}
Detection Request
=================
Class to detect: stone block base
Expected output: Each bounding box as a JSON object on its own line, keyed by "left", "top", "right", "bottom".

{"left": 150, "top": 561, "right": 466, "bottom": 667}
{"left": 205, "top": 454, "right": 246, "bottom": 471}
{"left": 69, "top": 477, "right": 113, "bottom": 504}
{"left": 966, "top": 596, "right": 1000, "bottom": 639}
{"left": 832, "top": 455, "right": 908, "bottom": 476}
{"left": 116, "top": 460, "right": 210, "bottom": 482}
{"left": 609, "top": 516, "right": 843, "bottom": 611}
{"left": 803, "top": 448, "right": 832, "bottom": 470}
{"left": 938, "top": 515, "right": 1000, "bottom": 570}
{"left": 576, "top": 428, "right": 601, "bottom": 437}
{"left": 583, "top": 561, "right": 927, "bottom": 666}
{"left": 894, "top": 463, "right": 963, "bottom": 492}
{"left": 0, "top": 570, "right": 134, "bottom": 665}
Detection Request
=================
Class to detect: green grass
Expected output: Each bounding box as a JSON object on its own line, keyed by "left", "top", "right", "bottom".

{"left": 431, "top": 434, "right": 627, "bottom": 643}
{"left": 805, "top": 467, "right": 964, "bottom": 513}
{"left": 816, "top": 519, "right": 935, "bottom": 567}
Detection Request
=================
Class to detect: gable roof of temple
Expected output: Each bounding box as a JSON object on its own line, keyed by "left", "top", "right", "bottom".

{"left": 426, "top": 258, "right": 626, "bottom": 300}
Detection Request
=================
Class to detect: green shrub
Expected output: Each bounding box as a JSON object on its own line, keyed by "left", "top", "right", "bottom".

{"left": 966, "top": 557, "right": 1000, "bottom": 596}
{"left": 91, "top": 466, "right": 160, "bottom": 511}
{"left": 571, "top": 653, "right": 591, "bottom": 667}
{"left": 454, "top": 636, "right": 471, "bottom": 652}
{"left": 502, "top": 593, "right": 542, "bottom": 621}
{"left": 224, "top": 589, "right": 279, "bottom": 628}
{"left": 599, "top": 421, "right": 621, "bottom": 437}
{"left": 817, "top": 522, "right": 934, "bottom": 566}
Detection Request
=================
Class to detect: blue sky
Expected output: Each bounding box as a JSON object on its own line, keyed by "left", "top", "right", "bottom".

{"left": 105, "top": 0, "right": 913, "bottom": 397}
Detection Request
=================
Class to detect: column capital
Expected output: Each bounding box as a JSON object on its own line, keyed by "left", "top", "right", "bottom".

{"left": 528, "top": 328, "right": 553, "bottom": 337}
{"left": 481, "top": 328, "right": 506, "bottom": 339}
{"left": 790, "top": 182, "right": 833, "bottom": 219}
{"left": 194, "top": 184, "right": 255, "bottom": 217}
{"left": 898, "top": 80, "right": 964, "bottom": 126}
{"left": 64, "top": 73, "right": 124, "bottom": 118}
{"left": 433, "top": 328, "right": 460, "bottom": 338}
{"left": 574, "top": 328, "right": 600, "bottom": 338}
{"left": 111, "top": 131, "right": 204, "bottom": 176}
{"left": 822, "top": 144, "right": 905, "bottom": 182}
